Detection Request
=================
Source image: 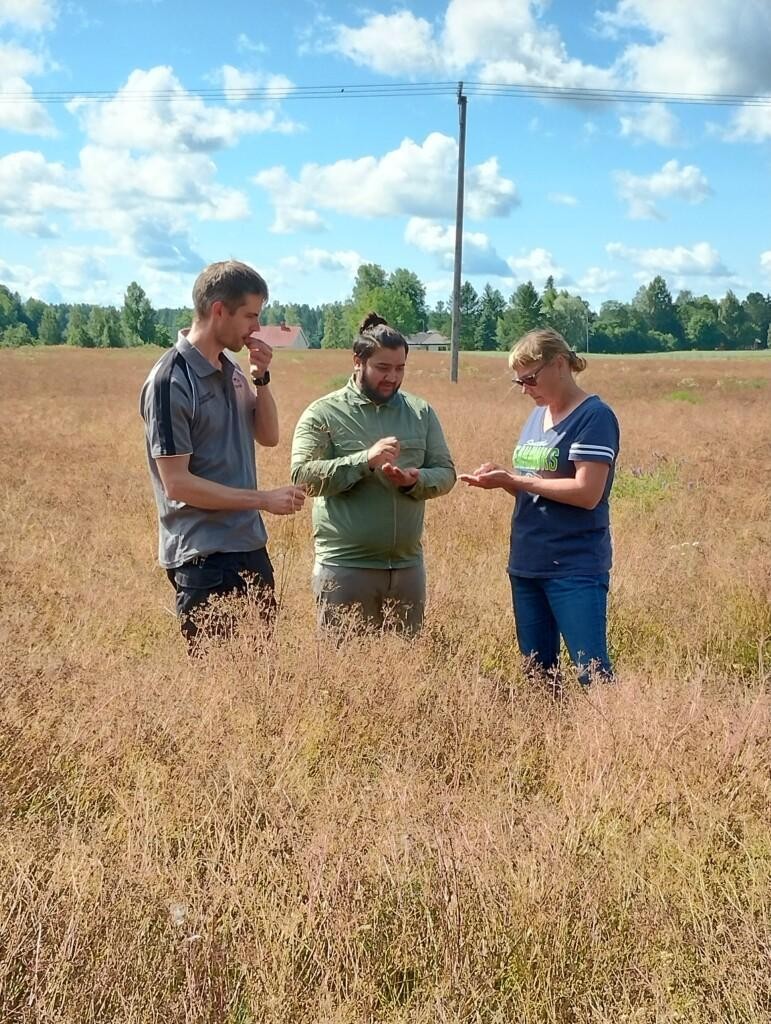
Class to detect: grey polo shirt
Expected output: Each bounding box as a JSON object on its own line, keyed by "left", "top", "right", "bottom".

{"left": 140, "top": 331, "right": 268, "bottom": 568}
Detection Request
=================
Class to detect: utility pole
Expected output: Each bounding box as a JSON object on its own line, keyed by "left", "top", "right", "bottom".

{"left": 450, "top": 82, "right": 467, "bottom": 383}
{"left": 584, "top": 307, "right": 589, "bottom": 354}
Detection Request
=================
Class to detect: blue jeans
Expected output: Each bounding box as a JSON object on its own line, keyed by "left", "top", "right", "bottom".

{"left": 509, "top": 572, "right": 612, "bottom": 686}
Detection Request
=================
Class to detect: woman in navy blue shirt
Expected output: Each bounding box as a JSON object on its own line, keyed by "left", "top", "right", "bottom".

{"left": 461, "top": 327, "right": 620, "bottom": 691}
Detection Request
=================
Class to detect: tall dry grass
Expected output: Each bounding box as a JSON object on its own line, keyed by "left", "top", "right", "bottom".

{"left": 0, "top": 347, "right": 769, "bottom": 1023}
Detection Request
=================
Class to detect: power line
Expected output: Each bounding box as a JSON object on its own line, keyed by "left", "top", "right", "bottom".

{"left": 2, "top": 79, "right": 771, "bottom": 106}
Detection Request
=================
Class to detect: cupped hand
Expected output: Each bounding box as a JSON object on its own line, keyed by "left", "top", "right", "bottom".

{"left": 459, "top": 467, "right": 513, "bottom": 490}
{"left": 367, "top": 436, "right": 400, "bottom": 469}
{"left": 381, "top": 463, "right": 420, "bottom": 488}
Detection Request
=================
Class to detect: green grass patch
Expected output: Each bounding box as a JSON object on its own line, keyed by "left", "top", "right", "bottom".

{"left": 612, "top": 461, "right": 678, "bottom": 508}
{"left": 666, "top": 389, "right": 703, "bottom": 403}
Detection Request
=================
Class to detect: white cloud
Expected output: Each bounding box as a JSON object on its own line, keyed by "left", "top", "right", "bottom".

{"left": 321, "top": 1, "right": 771, "bottom": 126}
{"left": 0, "top": 144, "right": 245, "bottom": 271}
{"left": 40, "top": 245, "right": 110, "bottom": 291}
{"left": 603, "top": 0, "right": 771, "bottom": 94}
{"left": 0, "top": 44, "right": 55, "bottom": 135}
{"left": 507, "top": 248, "right": 567, "bottom": 287}
{"left": 68, "top": 66, "right": 299, "bottom": 153}
{"left": 0, "top": 42, "right": 46, "bottom": 77}
{"left": 326, "top": 1, "right": 614, "bottom": 89}
{"left": 574, "top": 267, "right": 621, "bottom": 295}
{"left": 0, "top": 0, "right": 57, "bottom": 31}
{"left": 619, "top": 103, "right": 680, "bottom": 146}
{"left": 606, "top": 241, "right": 731, "bottom": 277}
{"left": 78, "top": 145, "right": 250, "bottom": 223}
{"left": 218, "top": 65, "right": 295, "bottom": 103}
{"left": 334, "top": 11, "right": 441, "bottom": 75}
{"left": 614, "top": 159, "right": 711, "bottom": 219}
{"left": 250, "top": 166, "right": 326, "bottom": 234}
{"left": 253, "top": 132, "right": 519, "bottom": 233}
{"left": 424, "top": 276, "right": 454, "bottom": 301}
{"left": 278, "top": 248, "right": 363, "bottom": 275}
{"left": 0, "top": 257, "right": 57, "bottom": 301}
{"left": 761, "top": 251, "right": 771, "bottom": 276}
{"left": 404, "top": 217, "right": 510, "bottom": 275}
{"left": 0, "top": 247, "right": 118, "bottom": 304}
{"left": 724, "top": 105, "right": 771, "bottom": 143}
{"left": 236, "top": 33, "right": 267, "bottom": 55}
{"left": 547, "top": 192, "right": 578, "bottom": 206}
{"left": 8, "top": 63, "right": 304, "bottom": 270}
{"left": 0, "top": 151, "right": 80, "bottom": 234}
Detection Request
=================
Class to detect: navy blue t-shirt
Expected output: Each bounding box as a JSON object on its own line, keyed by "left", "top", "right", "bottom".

{"left": 508, "top": 395, "right": 620, "bottom": 578}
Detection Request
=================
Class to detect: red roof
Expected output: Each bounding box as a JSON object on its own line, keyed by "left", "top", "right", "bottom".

{"left": 256, "top": 323, "right": 307, "bottom": 348}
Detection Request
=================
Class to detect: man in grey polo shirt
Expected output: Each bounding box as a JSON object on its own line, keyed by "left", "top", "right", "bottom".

{"left": 140, "top": 260, "right": 305, "bottom": 649}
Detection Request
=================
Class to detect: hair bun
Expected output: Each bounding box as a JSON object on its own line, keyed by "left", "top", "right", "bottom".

{"left": 358, "top": 311, "right": 388, "bottom": 334}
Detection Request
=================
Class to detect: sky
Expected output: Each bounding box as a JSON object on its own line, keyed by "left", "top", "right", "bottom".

{"left": 1, "top": 0, "right": 770, "bottom": 312}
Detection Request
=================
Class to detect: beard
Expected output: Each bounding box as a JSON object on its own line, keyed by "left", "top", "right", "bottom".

{"left": 358, "top": 368, "right": 400, "bottom": 405}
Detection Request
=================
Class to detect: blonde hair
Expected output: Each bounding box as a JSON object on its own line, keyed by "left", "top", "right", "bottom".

{"left": 507, "top": 326, "right": 587, "bottom": 374}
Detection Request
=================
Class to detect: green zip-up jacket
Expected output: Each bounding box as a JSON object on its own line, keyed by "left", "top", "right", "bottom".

{"left": 290, "top": 377, "right": 456, "bottom": 569}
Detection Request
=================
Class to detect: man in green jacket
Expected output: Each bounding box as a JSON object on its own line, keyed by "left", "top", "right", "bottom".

{"left": 291, "top": 313, "right": 456, "bottom": 634}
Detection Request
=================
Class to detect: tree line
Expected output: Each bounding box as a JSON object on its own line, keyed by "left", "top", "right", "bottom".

{"left": 2, "top": 269, "right": 770, "bottom": 353}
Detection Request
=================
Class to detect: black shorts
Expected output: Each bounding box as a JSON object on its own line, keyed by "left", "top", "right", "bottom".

{"left": 166, "top": 548, "right": 276, "bottom": 648}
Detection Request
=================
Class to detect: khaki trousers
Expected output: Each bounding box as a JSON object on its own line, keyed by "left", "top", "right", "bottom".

{"left": 312, "top": 562, "right": 426, "bottom": 636}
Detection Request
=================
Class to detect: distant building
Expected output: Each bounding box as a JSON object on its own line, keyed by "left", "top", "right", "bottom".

{"left": 258, "top": 322, "right": 310, "bottom": 349}
{"left": 406, "top": 330, "right": 450, "bottom": 352}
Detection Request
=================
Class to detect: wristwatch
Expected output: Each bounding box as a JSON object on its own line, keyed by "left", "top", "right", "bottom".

{"left": 251, "top": 370, "right": 270, "bottom": 387}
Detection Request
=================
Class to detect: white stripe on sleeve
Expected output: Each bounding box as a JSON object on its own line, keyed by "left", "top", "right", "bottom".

{"left": 569, "top": 444, "right": 616, "bottom": 461}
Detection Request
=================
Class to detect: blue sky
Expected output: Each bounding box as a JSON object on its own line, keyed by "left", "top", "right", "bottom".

{"left": 1, "top": 0, "right": 770, "bottom": 311}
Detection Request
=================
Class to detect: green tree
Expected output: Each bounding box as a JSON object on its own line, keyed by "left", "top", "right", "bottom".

{"left": 321, "top": 303, "right": 348, "bottom": 349}
{"left": 685, "top": 310, "right": 726, "bottom": 350}
{"left": 0, "top": 285, "right": 23, "bottom": 331}
{"left": 718, "top": 290, "right": 749, "bottom": 349}
{"left": 86, "top": 307, "right": 107, "bottom": 347}
{"left": 498, "top": 281, "right": 543, "bottom": 349}
{"left": 456, "top": 281, "right": 480, "bottom": 350}
{"left": 636, "top": 276, "right": 683, "bottom": 340}
{"left": 428, "top": 300, "right": 451, "bottom": 336}
{"left": 38, "top": 307, "right": 62, "bottom": 345}
{"left": 154, "top": 323, "right": 172, "bottom": 348}
{"left": 174, "top": 308, "right": 193, "bottom": 335}
{"left": 549, "top": 292, "right": 590, "bottom": 351}
{"left": 743, "top": 291, "right": 771, "bottom": 347}
{"left": 388, "top": 268, "right": 428, "bottom": 334}
{"left": 23, "top": 297, "right": 46, "bottom": 338}
{"left": 351, "top": 264, "right": 387, "bottom": 307}
{"left": 122, "top": 281, "right": 156, "bottom": 344}
{"left": 1, "top": 323, "right": 35, "bottom": 347}
{"left": 66, "top": 306, "right": 90, "bottom": 347}
{"left": 474, "top": 284, "right": 505, "bottom": 351}
{"left": 597, "top": 300, "right": 638, "bottom": 330}
{"left": 541, "top": 275, "right": 558, "bottom": 316}
{"left": 262, "top": 302, "right": 286, "bottom": 325}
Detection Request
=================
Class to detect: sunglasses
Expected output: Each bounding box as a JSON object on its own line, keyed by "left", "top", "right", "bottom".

{"left": 511, "top": 362, "right": 549, "bottom": 387}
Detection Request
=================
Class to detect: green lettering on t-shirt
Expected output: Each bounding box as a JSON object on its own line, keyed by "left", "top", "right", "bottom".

{"left": 513, "top": 442, "right": 559, "bottom": 472}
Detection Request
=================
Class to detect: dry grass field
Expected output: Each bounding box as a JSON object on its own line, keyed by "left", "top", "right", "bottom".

{"left": 1, "top": 346, "right": 769, "bottom": 1023}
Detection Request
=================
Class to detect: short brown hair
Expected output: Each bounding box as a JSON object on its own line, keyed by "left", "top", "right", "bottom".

{"left": 192, "top": 260, "right": 269, "bottom": 319}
